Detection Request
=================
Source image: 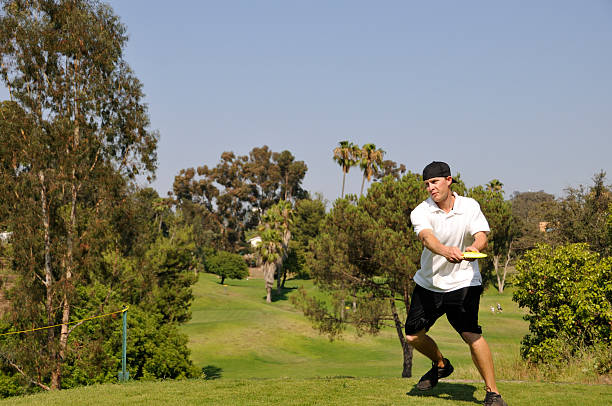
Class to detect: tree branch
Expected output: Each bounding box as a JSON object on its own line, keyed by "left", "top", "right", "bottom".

{"left": 0, "top": 349, "right": 51, "bottom": 391}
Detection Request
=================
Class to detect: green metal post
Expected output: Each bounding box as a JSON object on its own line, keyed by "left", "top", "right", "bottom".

{"left": 120, "top": 307, "right": 129, "bottom": 382}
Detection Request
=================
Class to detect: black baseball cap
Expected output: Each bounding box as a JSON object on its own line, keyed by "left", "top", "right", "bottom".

{"left": 422, "top": 161, "right": 456, "bottom": 183}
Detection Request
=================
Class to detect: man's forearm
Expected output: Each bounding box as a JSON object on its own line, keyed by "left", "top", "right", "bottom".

{"left": 467, "top": 232, "right": 488, "bottom": 252}
{"left": 419, "top": 230, "right": 463, "bottom": 263}
{"left": 421, "top": 232, "right": 447, "bottom": 256}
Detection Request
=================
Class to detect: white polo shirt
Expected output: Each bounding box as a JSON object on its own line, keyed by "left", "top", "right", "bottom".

{"left": 410, "top": 193, "right": 490, "bottom": 293}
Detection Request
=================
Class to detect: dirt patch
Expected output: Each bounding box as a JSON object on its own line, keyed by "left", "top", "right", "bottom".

{"left": 248, "top": 267, "right": 264, "bottom": 279}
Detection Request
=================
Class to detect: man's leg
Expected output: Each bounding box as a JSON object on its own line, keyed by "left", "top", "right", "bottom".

{"left": 406, "top": 329, "right": 444, "bottom": 368}
{"left": 461, "top": 332, "right": 498, "bottom": 394}
{"left": 406, "top": 329, "right": 454, "bottom": 390}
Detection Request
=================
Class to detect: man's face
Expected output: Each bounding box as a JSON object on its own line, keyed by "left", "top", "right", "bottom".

{"left": 424, "top": 176, "right": 452, "bottom": 203}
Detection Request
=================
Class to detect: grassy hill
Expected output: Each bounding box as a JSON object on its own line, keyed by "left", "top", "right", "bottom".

{"left": 2, "top": 273, "right": 611, "bottom": 405}
{"left": 182, "top": 273, "right": 527, "bottom": 381}
{"left": 1, "top": 377, "right": 611, "bottom": 405}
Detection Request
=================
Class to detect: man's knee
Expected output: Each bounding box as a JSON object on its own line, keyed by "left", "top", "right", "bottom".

{"left": 460, "top": 331, "right": 482, "bottom": 345}
{"left": 405, "top": 329, "right": 427, "bottom": 345}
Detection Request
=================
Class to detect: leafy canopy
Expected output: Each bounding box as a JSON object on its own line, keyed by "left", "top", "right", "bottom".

{"left": 513, "top": 243, "right": 612, "bottom": 365}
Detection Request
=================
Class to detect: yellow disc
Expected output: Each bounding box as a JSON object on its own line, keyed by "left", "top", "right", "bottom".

{"left": 462, "top": 252, "right": 487, "bottom": 259}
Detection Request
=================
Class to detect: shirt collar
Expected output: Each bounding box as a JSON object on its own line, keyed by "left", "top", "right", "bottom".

{"left": 426, "top": 192, "right": 464, "bottom": 214}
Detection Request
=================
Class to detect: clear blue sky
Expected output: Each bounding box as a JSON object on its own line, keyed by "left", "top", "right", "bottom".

{"left": 6, "top": 1, "right": 612, "bottom": 200}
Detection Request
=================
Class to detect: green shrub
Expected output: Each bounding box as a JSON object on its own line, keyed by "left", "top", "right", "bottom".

{"left": 205, "top": 251, "right": 249, "bottom": 284}
{"left": 513, "top": 243, "right": 612, "bottom": 366}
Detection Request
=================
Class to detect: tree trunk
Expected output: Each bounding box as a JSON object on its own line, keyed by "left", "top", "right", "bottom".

{"left": 284, "top": 172, "right": 289, "bottom": 201}
{"left": 360, "top": 175, "right": 366, "bottom": 197}
{"left": 390, "top": 299, "right": 412, "bottom": 377}
{"left": 263, "top": 263, "right": 275, "bottom": 303}
{"left": 220, "top": 275, "right": 225, "bottom": 285}
{"left": 53, "top": 179, "right": 78, "bottom": 389}
{"left": 500, "top": 245, "right": 513, "bottom": 294}
{"left": 341, "top": 172, "right": 346, "bottom": 198}
{"left": 281, "top": 270, "right": 287, "bottom": 288}
{"left": 39, "top": 171, "right": 56, "bottom": 390}
{"left": 493, "top": 254, "right": 502, "bottom": 294}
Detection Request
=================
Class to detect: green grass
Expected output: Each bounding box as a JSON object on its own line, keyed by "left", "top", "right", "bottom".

{"left": 182, "top": 273, "right": 529, "bottom": 382}
{"left": 3, "top": 274, "right": 611, "bottom": 405}
{"left": 2, "top": 378, "right": 610, "bottom": 405}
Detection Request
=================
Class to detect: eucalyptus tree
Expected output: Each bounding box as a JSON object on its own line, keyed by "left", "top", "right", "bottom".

{"left": 173, "top": 146, "right": 307, "bottom": 252}
{"left": 510, "top": 190, "right": 558, "bottom": 253}
{"left": 273, "top": 150, "right": 308, "bottom": 201}
{"left": 373, "top": 159, "right": 407, "bottom": 181}
{"left": 358, "top": 143, "right": 384, "bottom": 197}
{"left": 332, "top": 141, "right": 359, "bottom": 198}
{"left": 552, "top": 171, "right": 612, "bottom": 257}
{"left": 0, "top": 0, "right": 157, "bottom": 389}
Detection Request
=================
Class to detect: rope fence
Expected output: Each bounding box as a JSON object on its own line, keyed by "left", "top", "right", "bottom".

{"left": 0, "top": 306, "right": 129, "bottom": 337}
{"left": 0, "top": 305, "right": 131, "bottom": 381}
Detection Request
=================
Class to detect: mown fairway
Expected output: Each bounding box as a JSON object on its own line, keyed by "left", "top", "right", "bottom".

{"left": 182, "top": 273, "right": 528, "bottom": 381}
{"left": 2, "top": 377, "right": 610, "bottom": 405}
{"left": 3, "top": 273, "right": 611, "bottom": 405}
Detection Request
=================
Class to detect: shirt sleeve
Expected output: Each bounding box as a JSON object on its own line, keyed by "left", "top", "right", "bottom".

{"left": 468, "top": 200, "right": 490, "bottom": 236}
{"left": 410, "top": 205, "right": 433, "bottom": 236}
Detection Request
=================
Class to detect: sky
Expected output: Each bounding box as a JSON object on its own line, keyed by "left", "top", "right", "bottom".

{"left": 4, "top": 1, "right": 612, "bottom": 201}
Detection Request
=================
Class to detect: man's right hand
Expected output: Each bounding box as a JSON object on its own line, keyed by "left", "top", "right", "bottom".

{"left": 419, "top": 230, "right": 464, "bottom": 263}
{"left": 443, "top": 246, "right": 464, "bottom": 263}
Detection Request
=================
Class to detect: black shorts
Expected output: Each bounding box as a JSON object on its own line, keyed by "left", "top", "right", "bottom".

{"left": 404, "top": 284, "right": 483, "bottom": 336}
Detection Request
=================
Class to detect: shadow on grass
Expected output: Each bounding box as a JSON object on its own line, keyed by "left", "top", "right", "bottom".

{"left": 263, "top": 286, "right": 298, "bottom": 302}
{"left": 406, "top": 382, "right": 480, "bottom": 404}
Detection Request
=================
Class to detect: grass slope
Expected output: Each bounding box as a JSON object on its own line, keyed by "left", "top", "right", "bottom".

{"left": 4, "top": 274, "right": 611, "bottom": 405}
{"left": 183, "top": 273, "right": 527, "bottom": 381}
{"left": 2, "top": 378, "right": 611, "bottom": 405}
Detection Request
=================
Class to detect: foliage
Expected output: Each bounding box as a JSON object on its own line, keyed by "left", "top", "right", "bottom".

{"left": 551, "top": 171, "right": 612, "bottom": 256}
{"left": 253, "top": 201, "right": 293, "bottom": 302}
{"left": 1, "top": 105, "right": 195, "bottom": 396}
{"left": 204, "top": 251, "right": 248, "bottom": 285}
{"left": 357, "top": 143, "right": 384, "bottom": 197}
{"left": 0, "top": 363, "right": 23, "bottom": 398}
{"left": 295, "top": 172, "right": 429, "bottom": 377}
{"left": 467, "top": 185, "right": 516, "bottom": 292}
{"left": 0, "top": 0, "right": 161, "bottom": 391}
{"left": 172, "top": 146, "right": 307, "bottom": 252}
{"left": 332, "top": 140, "right": 360, "bottom": 198}
{"left": 510, "top": 190, "right": 558, "bottom": 253}
{"left": 513, "top": 243, "right": 612, "bottom": 366}
{"left": 608, "top": 203, "right": 612, "bottom": 247}
{"left": 124, "top": 308, "right": 199, "bottom": 381}
{"left": 372, "top": 160, "right": 407, "bottom": 182}
{"left": 287, "top": 197, "right": 326, "bottom": 278}
{"left": 143, "top": 226, "right": 199, "bottom": 324}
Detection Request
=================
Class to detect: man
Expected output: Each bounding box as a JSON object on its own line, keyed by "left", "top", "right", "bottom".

{"left": 405, "top": 161, "right": 508, "bottom": 406}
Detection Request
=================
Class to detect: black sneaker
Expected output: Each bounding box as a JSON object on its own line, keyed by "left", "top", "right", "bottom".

{"left": 415, "top": 358, "right": 454, "bottom": 390}
{"left": 483, "top": 391, "right": 508, "bottom": 406}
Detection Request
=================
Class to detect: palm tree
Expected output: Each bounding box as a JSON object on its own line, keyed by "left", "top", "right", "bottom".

{"left": 255, "top": 201, "right": 293, "bottom": 302}
{"left": 487, "top": 179, "right": 504, "bottom": 193}
{"left": 333, "top": 141, "right": 359, "bottom": 198}
{"left": 359, "top": 143, "right": 384, "bottom": 197}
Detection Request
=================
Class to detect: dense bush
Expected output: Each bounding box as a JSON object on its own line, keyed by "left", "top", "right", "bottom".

{"left": 205, "top": 251, "right": 249, "bottom": 285}
{"left": 513, "top": 243, "right": 612, "bottom": 366}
